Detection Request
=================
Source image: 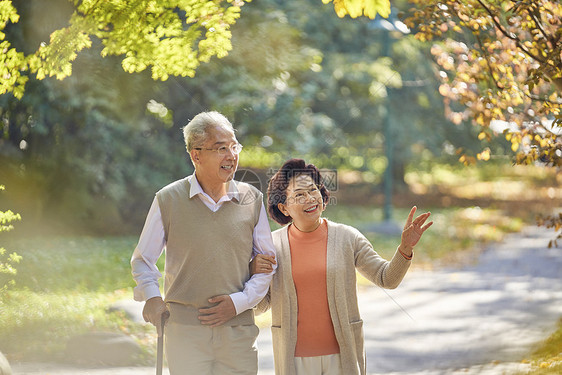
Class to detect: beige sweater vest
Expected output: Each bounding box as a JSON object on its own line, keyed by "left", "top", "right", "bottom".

{"left": 156, "top": 177, "right": 262, "bottom": 326}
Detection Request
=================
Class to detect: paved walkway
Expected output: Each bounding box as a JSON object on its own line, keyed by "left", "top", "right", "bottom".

{"left": 356, "top": 225, "right": 562, "bottom": 374}
{"left": 10, "top": 226, "right": 562, "bottom": 374}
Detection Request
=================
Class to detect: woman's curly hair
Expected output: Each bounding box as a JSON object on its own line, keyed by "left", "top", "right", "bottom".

{"left": 267, "top": 158, "right": 330, "bottom": 225}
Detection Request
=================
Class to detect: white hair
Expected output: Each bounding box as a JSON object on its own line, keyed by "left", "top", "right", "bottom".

{"left": 182, "top": 111, "right": 235, "bottom": 152}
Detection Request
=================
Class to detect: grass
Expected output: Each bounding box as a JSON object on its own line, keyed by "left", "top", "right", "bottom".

{"left": 517, "top": 318, "right": 562, "bottom": 374}
{"left": 0, "top": 236, "right": 162, "bottom": 364}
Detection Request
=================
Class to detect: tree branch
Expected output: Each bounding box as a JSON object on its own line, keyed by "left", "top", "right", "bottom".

{"left": 475, "top": 33, "right": 504, "bottom": 90}
{"left": 474, "top": 0, "right": 555, "bottom": 68}
{"left": 526, "top": 4, "right": 550, "bottom": 43}
{"left": 524, "top": 91, "right": 562, "bottom": 105}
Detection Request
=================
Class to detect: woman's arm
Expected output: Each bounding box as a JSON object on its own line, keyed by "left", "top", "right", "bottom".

{"left": 355, "top": 206, "right": 432, "bottom": 289}
{"left": 249, "top": 253, "right": 276, "bottom": 314}
{"left": 254, "top": 287, "right": 272, "bottom": 315}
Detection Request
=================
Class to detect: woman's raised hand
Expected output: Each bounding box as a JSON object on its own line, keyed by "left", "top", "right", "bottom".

{"left": 400, "top": 206, "right": 433, "bottom": 254}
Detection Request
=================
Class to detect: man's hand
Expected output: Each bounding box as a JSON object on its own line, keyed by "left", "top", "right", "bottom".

{"left": 198, "top": 295, "right": 236, "bottom": 327}
{"left": 250, "top": 254, "right": 276, "bottom": 276}
{"left": 142, "top": 296, "right": 169, "bottom": 337}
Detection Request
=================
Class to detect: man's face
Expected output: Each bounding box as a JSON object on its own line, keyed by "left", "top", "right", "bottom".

{"left": 193, "top": 126, "right": 239, "bottom": 184}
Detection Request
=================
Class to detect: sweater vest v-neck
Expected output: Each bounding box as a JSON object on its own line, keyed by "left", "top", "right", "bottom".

{"left": 156, "top": 177, "right": 262, "bottom": 326}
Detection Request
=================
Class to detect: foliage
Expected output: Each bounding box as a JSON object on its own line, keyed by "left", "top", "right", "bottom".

{"left": 519, "top": 318, "right": 562, "bottom": 374}
{"left": 0, "top": 71, "right": 190, "bottom": 234}
{"left": 0, "top": 0, "right": 394, "bottom": 100}
{"left": 203, "top": 0, "right": 487, "bottom": 187}
{"left": 322, "top": 0, "right": 390, "bottom": 19}
{"left": 0, "top": 0, "right": 28, "bottom": 99}
{"left": 0, "top": 0, "right": 518, "bottom": 235}
{"left": 404, "top": 0, "right": 561, "bottom": 167}
{"left": 0, "top": 185, "right": 22, "bottom": 295}
{"left": 0, "top": 0, "right": 251, "bottom": 98}
{"left": 536, "top": 213, "right": 562, "bottom": 248}
{"left": 1, "top": 0, "right": 194, "bottom": 233}
{"left": 403, "top": 0, "right": 562, "bottom": 242}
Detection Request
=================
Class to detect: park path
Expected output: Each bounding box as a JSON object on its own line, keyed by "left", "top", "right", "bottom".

{"left": 10, "top": 226, "right": 562, "bottom": 375}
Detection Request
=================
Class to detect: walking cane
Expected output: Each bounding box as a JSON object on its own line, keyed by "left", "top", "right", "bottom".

{"left": 157, "top": 311, "right": 170, "bottom": 375}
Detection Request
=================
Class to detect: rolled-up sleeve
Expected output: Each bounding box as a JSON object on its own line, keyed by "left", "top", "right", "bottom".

{"left": 229, "top": 203, "right": 277, "bottom": 314}
{"left": 131, "top": 197, "right": 166, "bottom": 302}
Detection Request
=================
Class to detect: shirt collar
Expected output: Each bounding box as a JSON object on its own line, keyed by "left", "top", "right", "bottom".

{"left": 188, "top": 173, "right": 240, "bottom": 202}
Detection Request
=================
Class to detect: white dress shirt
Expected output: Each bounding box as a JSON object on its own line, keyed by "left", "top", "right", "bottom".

{"left": 131, "top": 174, "right": 277, "bottom": 315}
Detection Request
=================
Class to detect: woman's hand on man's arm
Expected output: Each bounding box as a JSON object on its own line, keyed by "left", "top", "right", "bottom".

{"left": 250, "top": 254, "right": 277, "bottom": 275}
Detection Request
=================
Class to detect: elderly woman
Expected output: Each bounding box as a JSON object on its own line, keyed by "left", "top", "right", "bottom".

{"left": 251, "top": 158, "right": 432, "bottom": 375}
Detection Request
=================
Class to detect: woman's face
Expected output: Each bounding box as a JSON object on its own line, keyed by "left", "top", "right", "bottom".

{"left": 278, "top": 174, "right": 325, "bottom": 231}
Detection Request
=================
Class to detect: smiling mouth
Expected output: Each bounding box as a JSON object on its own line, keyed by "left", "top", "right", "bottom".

{"left": 304, "top": 205, "right": 318, "bottom": 213}
{"left": 221, "top": 165, "right": 234, "bottom": 171}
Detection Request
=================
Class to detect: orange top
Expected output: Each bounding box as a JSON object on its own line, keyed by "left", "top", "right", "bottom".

{"left": 289, "top": 219, "right": 340, "bottom": 357}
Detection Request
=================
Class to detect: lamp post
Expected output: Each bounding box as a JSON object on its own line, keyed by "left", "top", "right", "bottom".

{"left": 368, "top": 12, "right": 410, "bottom": 234}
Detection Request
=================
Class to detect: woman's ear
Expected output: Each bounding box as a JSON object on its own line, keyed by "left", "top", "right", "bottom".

{"left": 278, "top": 202, "right": 289, "bottom": 216}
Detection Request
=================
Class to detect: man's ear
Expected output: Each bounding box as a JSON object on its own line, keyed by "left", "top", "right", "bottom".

{"left": 190, "top": 149, "right": 200, "bottom": 164}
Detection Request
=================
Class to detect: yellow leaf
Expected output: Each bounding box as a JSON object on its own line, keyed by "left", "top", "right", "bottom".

{"left": 478, "top": 131, "right": 486, "bottom": 140}
{"left": 329, "top": 0, "right": 390, "bottom": 19}
{"left": 476, "top": 115, "right": 485, "bottom": 126}
{"left": 345, "top": 0, "right": 364, "bottom": 18}
{"left": 334, "top": 0, "right": 349, "bottom": 18}
{"left": 477, "top": 148, "right": 491, "bottom": 161}
{"left": 511, "top": 142, "right": 519, "bottom": 152}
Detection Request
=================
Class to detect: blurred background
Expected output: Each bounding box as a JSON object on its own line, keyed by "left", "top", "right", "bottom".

{"left": 0, "top": 0, "right": 560, "bottom": 370}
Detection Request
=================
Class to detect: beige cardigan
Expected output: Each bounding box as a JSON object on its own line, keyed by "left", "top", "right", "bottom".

{"left": 256, "top": 219, "right": 412, "bottom": 375}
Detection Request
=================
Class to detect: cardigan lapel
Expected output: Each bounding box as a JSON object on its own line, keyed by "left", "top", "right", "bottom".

{"left": 277, "top": 224, "right": 300, "bottom": 372}
{"left": 325, "top": 220, "right": 340, "bottom": 330}
{"left": 278, "top": 225, "right": 296, "bottom": 299}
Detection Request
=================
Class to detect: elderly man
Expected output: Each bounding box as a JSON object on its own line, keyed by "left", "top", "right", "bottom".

{"left": 131, "top": 111, "right": 277, "bottom": 374}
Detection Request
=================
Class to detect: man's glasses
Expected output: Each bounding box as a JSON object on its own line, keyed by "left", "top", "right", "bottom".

{"left": 194, "top": 143, "right": 243, "bottom": 156}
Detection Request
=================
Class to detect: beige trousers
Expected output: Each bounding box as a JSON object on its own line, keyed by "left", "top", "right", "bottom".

{"left": 165, "top": 322, "right": 259, "bottom": 375}
{"left": 294, "top": 354, "right": 343, "bottom": 375}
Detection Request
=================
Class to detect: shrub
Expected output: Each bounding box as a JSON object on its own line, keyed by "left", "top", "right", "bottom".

{"left": 0, "top": 185, "right": 22, "bottom": 295}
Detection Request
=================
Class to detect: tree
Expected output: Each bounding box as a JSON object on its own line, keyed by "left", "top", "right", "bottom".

{"left": 1, "top": 0, "right": 192, "bottom": 233}
{"left": 404, "top": 0, "right": 561, "bottom": 242}
{"left": 0, "top": 0, "right": 394, "bottom": 100}
{"left": 1, "top": 0, "right": 251, "bottom": 99}
{"left": 0, "top": 0, "right": 502, "bottom": 234}
{"left": 404, "top": 0, "right": 561, "bottom": 166}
